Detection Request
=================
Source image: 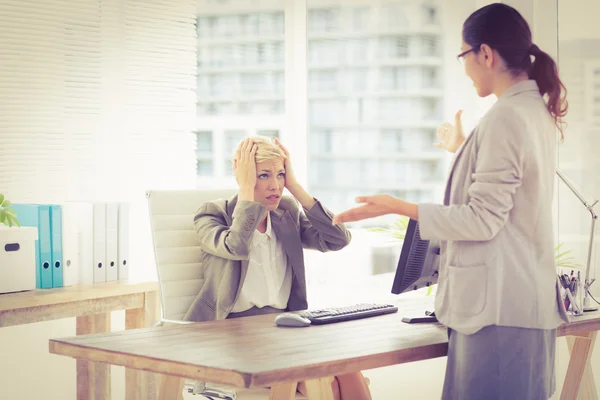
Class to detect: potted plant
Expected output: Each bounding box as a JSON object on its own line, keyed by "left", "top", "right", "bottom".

{"left": 555, "top": 243, "right": 581, "bottom": 271}
{"left": 0, "top": 194, "right": 20, "bottom": 227}
{"left": 369, "top": 216, "right": 409, "bottom": 240}
{"left": 0, "top": 194, "right": 39, "bottom": 294}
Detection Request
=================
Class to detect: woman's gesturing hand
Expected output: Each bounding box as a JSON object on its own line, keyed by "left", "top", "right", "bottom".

{"left": 332, "top": 195, "right": 398, "bottom": 224}
{"left": 434, "top": 110, "right": 466, "bottom": 153}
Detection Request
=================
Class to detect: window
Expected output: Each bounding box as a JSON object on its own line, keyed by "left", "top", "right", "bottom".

{"left": 195, "top": 0, "right": 486, "bottom": 293}
{"left": 256, "top": 129, "right": 279, "bottom": 138}
{"left": 557, "top": 3, "right": 600, "bottom": 279}
{"left": 196, "top": 1, "right": 286, "bottom": 186}
{"left": 195, "top": 131, "right": 213, "bottom": 153}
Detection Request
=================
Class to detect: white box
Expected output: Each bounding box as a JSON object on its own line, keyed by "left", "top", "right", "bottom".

{"left": 0, "top": 226, "right": 38, "bottom": 294}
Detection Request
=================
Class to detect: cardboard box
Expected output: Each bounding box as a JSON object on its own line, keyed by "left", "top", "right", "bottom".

{"left": 0, "top": 226, "right": 38, "bottom": 294}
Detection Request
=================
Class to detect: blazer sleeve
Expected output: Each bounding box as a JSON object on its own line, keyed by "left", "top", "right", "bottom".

{"left": 299, "top": 199, "right": 352, "bottom": 252}
{"left": 418, "top": 106, "right": 527, "bottom": 242}
{"left": 193, "top": 200, "right": 267, "bottom": 260}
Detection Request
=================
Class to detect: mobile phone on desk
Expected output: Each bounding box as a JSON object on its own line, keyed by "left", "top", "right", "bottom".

{"left": 401, "top": 313, "right": 438, "bottom": 324}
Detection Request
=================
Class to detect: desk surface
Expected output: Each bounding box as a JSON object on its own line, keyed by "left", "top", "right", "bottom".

{"left": 0, "top": 281, "right": 159, "bottom": 327}
{"left": 49, "top": 294, "right": 600, "bottom": 389}
{"left": 46, "top": 297, "right": 443, "bottom": 388}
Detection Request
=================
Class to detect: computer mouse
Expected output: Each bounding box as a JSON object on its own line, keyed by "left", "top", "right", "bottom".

{"left": 274, "top": 312, "right": 311, "bottom": 327}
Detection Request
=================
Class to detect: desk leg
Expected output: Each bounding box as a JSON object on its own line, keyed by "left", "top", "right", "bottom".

{"left": 269, "top": 382, "right": 298, "bottom": 400}
{"left": 158, "top": 375, "right": 183, "bottom": 400}
{"left": 125, "top": 290, "right": 160, "bottom": 400}
{"left": 561, "top": 332, "right": 598, "bottom": 400}
{"left": 76, "top": 313, "right": 111, "bottom": 400}
{"left": 304, "top": 378, "right": 335, "bottom": 400}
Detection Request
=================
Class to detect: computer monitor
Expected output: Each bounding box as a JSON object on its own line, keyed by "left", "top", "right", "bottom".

{"left": 391, "top": 219, "right": 440, "bottom": 322}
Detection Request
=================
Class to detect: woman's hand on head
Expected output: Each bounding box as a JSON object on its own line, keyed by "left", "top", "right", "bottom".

{"left": 272, "top": 138, "right": 299, "bottom": 189}
{"left": 233, "top": 138, "right": 257, "bottom": 201}
{"left": 434, "top": 110, "right": 466, "bottom": 153}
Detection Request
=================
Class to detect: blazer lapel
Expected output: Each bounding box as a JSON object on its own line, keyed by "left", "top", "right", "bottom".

{"left": 226, "top": 194, "right": 248, "bottom": 298}
{"left": 271, "top": 210, "right": 305, "bottom": 285}
{"left": 443, "top": 129, "right": 476, "bottom": 204}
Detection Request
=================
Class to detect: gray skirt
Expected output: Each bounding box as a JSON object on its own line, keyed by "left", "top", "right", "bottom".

{"left": 443, "top": 325, "right": 557, "bottom": 400}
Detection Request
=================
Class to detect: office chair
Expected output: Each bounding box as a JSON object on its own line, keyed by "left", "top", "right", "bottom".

{"left": 146, "top": 189, "right": 239, "bottom": 399}
{"left": 147, "top": 189, "right": 305, "bottom": 400}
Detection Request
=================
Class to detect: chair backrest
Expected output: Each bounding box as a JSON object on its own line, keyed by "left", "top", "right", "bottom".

{"left": 146, "top": 189, "right": 236, "bottom": 321}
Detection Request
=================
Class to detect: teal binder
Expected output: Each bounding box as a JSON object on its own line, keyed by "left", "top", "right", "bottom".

{"left": 11, "top": 204, "right": 53, "bottom": 289}
{"left": 50, "top": 205, "right": 63, "bottom": 288}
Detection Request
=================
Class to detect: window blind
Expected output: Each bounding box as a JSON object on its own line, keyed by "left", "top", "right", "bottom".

{"left": 0, "top": 0, "right": 197, "bottom": 280}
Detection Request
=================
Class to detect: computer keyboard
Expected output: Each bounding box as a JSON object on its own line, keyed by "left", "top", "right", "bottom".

{"left": 297, "top": 303, "right": 398, "bottom": 325}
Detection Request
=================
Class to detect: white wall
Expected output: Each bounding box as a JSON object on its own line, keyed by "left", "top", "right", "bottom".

{"left": 1, "top": 1, "right": 599, "bottom": 400}
{"left": 0, "top": 0, "right": 196, "bottom": 398}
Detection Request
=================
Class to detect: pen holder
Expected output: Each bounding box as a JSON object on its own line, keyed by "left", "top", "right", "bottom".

{"left": 559, "top": 272, "right": 584, "bottom": 316}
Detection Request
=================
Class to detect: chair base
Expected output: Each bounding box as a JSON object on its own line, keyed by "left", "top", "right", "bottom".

{"left": 185, "top": 380, "right": 237, "bottom": 399}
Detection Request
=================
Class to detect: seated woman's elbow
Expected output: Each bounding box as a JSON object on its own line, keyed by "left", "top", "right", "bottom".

{"left": 342, "top": 230, "right": 352, "bottom": 247}
{"left": 226, "top": 240, "right": 251, "bottom": 259}
{"left": 329, "top": 231, "right": 352, "bottom": 251}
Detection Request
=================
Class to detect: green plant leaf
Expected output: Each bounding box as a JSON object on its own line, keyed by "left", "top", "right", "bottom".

{"left": 368, "top": 216, "right": 409, "bottom": 241}
{"left": 2, "top": 199, "right": 11, "bottom": 207}
{"left": 0, "top": 209, "right": 6, "bottom": 225}
{"left": 555, "top": 243, "right": 581, "bottom": 269}
{"left": 8, "top": 214, "right": 20, "bottom": 227}
{"left": 4, "top": 208, "right": 16, "bottom": 217}
{"left": 0, "top": 194, "right": 4, "bottom": 205}
{"left": 556, "top": 249, "right": 573, "bottom": 260}
{"left": 368, "top": 227, "right": 389, "bottom": 233}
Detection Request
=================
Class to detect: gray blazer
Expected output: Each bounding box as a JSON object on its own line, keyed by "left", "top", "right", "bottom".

{"left": 184, "top": 194, "right": 351, "bottom": 322}
{"left": 419, "top": 80, "right": 569, "bottom": 335}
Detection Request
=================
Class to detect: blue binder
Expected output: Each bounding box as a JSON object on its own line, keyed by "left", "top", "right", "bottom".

{"left": 11, "top": 204, "right": 53, "bottom": 289}
{"left": 50, "top": 205, "right": 63, "bottom": 288}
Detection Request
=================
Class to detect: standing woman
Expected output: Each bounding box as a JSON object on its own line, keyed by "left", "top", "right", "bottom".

{"left": 333, "top": 3, "right": 569, "bottom": 399}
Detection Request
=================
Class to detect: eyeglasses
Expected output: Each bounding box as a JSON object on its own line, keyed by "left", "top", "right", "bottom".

{"left": 456, "top": 47, "right": 478, "bottom": 64}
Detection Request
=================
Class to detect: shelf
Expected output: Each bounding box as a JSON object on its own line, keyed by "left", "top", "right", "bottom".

{"left": 308, "top": 89, "right": 443, "bottom": 99}
{"left": 197, "top": 64, "right": 284, "bottom": 73}
{"left": 309, "top": 121, "right": 441, "bottom": 130}
{"left": 309, "top": 152, "right": 444, "bottom": 161}
{"left": 307, "top": 27, "right": 442, "bottom": 40}
{"left": 308, "top": 58, "right": 442, "bottom": 69}
{"left": 196, "top": 29, "right": 441, "bottom": 46}
{"left": 198, "top": 35, "right": 284, "bottom": 46}
{"left": 309, "top": 183, "right": 442, "bottom": 191}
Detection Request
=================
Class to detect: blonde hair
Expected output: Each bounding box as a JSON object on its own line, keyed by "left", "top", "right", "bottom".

{"left": 232, "top": 135, "right": 285, "bottom": 164}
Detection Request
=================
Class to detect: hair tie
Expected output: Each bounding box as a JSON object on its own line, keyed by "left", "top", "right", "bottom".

{"left": 529, "top": 44, "right": 541, "bottom": 55}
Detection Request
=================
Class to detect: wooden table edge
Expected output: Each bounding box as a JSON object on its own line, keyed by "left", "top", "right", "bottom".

{"left": 0, "top": 281, "right": 160, "bottom": 313}
{"left": 559, "top": 319, "right": 600, "bottom": 337}
{"left": 48, "top": 339, "right": 252, "bottom": 388}
{"left": 49, "top": 337, "right": 448, "bottom": 389}
{"left": 249, "top": 341, "right": 449, "bottom": 388}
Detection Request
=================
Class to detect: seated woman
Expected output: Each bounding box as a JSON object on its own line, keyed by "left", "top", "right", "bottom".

{"left": 184, "top": 136, "right": 371, "bottom": 400}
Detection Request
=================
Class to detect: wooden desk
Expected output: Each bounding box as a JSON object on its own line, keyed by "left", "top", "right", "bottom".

{"left": 0, "top": 281, "right": 160, "bottom": 400}
{"left": 48, "top": 296, "right": 600, "bottom": 400}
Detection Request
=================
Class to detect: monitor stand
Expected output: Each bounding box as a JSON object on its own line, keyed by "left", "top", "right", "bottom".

{"left": 401, "top": 310, "right": 437, "bottom": 324}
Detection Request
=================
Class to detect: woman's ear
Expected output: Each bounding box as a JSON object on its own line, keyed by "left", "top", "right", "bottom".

{"left": 480, "top": 44, "right": 494, "bottom": 66}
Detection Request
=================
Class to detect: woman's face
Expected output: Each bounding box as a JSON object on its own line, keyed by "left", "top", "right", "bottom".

{"left": 253, "top": 158, "right": 285, "bottom": 211}
{"left": 461, "top": 42, "right": 493, "bottom": 98}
